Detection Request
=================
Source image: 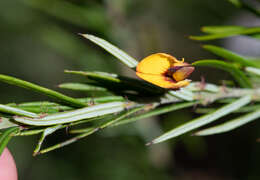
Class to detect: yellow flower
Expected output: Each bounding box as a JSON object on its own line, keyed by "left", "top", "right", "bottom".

{"left": 136, "top": 53, "right": 194, "bottom": 89}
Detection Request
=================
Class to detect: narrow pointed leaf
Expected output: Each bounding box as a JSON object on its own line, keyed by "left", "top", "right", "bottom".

{"left": 33, "top": 125, "right": 63, "bottom": 155}
{"left": 231, "top": 0, "right": 260, "bottom": 17}
{"left": 0, "top": 104, "right": 38, "bottom": 118}
{"left": 202, "top": 26, "right": 260, "bottom": 39}
{"left": 0, "top": 74, "right": 86, "bottom": 108}
{"left": 227, "top": 0, "right": 242, "bottom": 7}
{"left": 203, "top": 45, "right": 260, "bottom": 68}
{"left": 99, "top": 106, "right": 145, "bottom": 129}
{"left": 9, "top": 96, "right": 125, "bottom": 114}
{"left": 195, "top": 110, "right": 260, "bottom": 136}
{"left": 79, "top": 96, "right": 125, "bottom": 103}
{"left": 59, "top": 82, "right": 107, "bottom": 91}
{"left": 39, "top": 127, "right": 98, "bottom": 155}
{"left": 71, "top": 106, "right": 145, "bottom": 133}
{"left": 201, "top": 26, "right": 245, "bottom": 34}
{"left": 15, "top": 115, "right": 113, "bottom": 136}
{"left": 65, "top": 70, "right": 164, "bottom": 94}
{"left": 168, "top": 89, "right": 194, "bottom": 101}
{"left": 13, "top": 102, "right": 127, "bottom": 126}
{"left": 14, "top": 96, "right": 124, "bottom": 107}
{"left": 65, "top": 70, "right": 121, "bottom": 83}
{"left": 113, "top": 101, "right": 197, "bottom": 126}
{"left": 192, "top": 60, "right": 252, "bottom": 88}
{"left": 149, "top": 95, "right": 251, "bottom": 144}
{"left": 0, "top": 117, "right": 18, "bottom": 130}
{"left": 69, "top": 127, "right": 94, "bottom": 134}
{"left": 190, "top": 27, "right": 260, "bottom": 41}
{"left": 251, "top": 34, "right": 260, "bottom": 39}
{"left": 15, "top": 128, "right": 47, "bottom": 136}
{"left": 11, "top": 106, "right": 71, "bottom": 114}
{"left": 245, "top": 67, "right": 260, "bottom": 76}
{"left": 187, "top": 82, "right": 220, "bottom": 93}
{"left": 0, "top": 127, "right": 20, "bottom": 156}
{"left": 81, "top": 34, "right": 138, "bottom": 68}
{"left": 195, "top": 104, "right": 260, "bottom": 114}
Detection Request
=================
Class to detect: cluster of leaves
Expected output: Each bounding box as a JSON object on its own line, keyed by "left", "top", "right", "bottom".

{"left": 0, "top": 0, "right": 260, "bottom": 156}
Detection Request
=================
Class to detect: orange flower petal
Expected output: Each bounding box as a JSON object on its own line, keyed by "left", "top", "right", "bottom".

{"left": 136, "top": 53, "right": 193, "bottom": 89}
{"left": 136, "top": 72, "right": 190, "bottom": 89}
{"left": 136, "top": 53, "right": 181, "bottom": 75}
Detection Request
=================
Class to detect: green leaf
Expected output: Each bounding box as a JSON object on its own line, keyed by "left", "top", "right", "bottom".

{"left": 245, "top": 67, "right": 260, "bottom": 76}
{"left": 13, "top": 102, "right": 128, "bottom": 126}
{"left": 194, "top": 110, "right": 260, "bottom": 136}
{"left": 95, "top": 105, "right": 145, "bottom": 129}
{"left": 70, "top": 106, "right": 144, "bottom": 133}
{"left": 0, "top": 74, "right": 86, "bottom": 108}
{"left": 78, "top": 96, "right": 125, "bottom": 104}
{"left": 36, "top": 110, "right": 138, "bottom": 154}
{"left": 148, "top": 95, "right": 251, "bottom": 144}
{"left": 33, "top": 125, "right": 64, "bottom": 156}
{"left": 14, "top": 96, "right": 124, "bottom": 107}
{"left": 15, "top": 115, "right": 112, "bottom": 136}
{"left": 81, "top": 34, "right": 139, "bottom": 68}
{"left": 0, "top": 104, "right": 38, "bottom": 118}
{"left": 65, "top": 70, "right": 120, "bottom": 83}
{"left": 39, "top": 127, "right": 98, "bottom": 155}
{"left": 201, "top": 26, "right": 245, "bottom": 34}
{"left": 15, "top": 128, "right": 46, "bottom": 136}
{"left": 202, "top": 45, "right": 260, "bottom": 68}
{"left": 69, "top": 127, "right": 96, "bottom": 134}
{"left": 190, "top": 27, "right": 260, "bottom": 41}
{"left": 11, "top": 106, "right": 71, "bottom": 114}
{"left": 251, "top": 34, "right": 260, "bottom": 39}
{"left": 227, "top": 0, "right": 242, "bottom": 7}
{"left": 65, "top": 70, "right": 164, "bottom": 95}
{"left": 186, "top": 82, "right": 220, "bottom": 93}
{"left": 195, "top": 104, "right": 260, "bottom": 114}
{"left": 58, "top": 83, "right": 107, "bottom": 91}
{"left": 168, "top": 89, "right": 194, "bottom": 101}
{"left": 0, "top": 117, "right": 18, "bottom": 130}
{"left": 7, "top": 96, "right": 125, "bottom": 114}
{"left": 192, "top": 60, "right": 252, "bottom": 88}
{"left": 234, "top": 0, "right": 260, "bottom": 17}
{"left": 0, "top": 127, "right": 20, "bottom": 156}
{"left": 113, "top": 101, "right": 197, "bottom": 126}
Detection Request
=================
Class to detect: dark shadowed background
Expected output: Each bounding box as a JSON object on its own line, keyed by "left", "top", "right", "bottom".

{"left": 1, "top": 0, "right": 260, "bottom": 179}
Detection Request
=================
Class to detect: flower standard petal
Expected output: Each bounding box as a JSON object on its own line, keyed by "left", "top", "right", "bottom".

{"left": 136, "top": 53, "right": 179, "bottom": 75}
{"left": 136, "top": 53, "right": 194, "bottom": 89}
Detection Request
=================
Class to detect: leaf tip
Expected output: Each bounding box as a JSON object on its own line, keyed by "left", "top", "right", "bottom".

{"left": 64, "top": 70, "right": 73, "bottom": 74}
{"left": 33, "top": 151, "right": 39, "bottom": 156}
{"left": 145, "top": 141, "right": 154, "bottom": 146}
{"left": 188, "top": 35, "right": 196, "bottom": 40}
{"left": 200, "top": 26, "right": 206, "bottom": 32}
{"left": 201, "top": 44, "right": 209, "bottom": 49}
{"left": 77, "top": 32, "right": 83, "bottom": 36}
{"left": 80, "top": 33, "right": 93, "bottom": 39}
{"left": 191, "top": 131, "right": 205, "bottom": 136}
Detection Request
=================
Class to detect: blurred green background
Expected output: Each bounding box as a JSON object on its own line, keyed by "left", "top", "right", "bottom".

{"left": 1, "top": 0, "right": 260, "bottom": 179}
